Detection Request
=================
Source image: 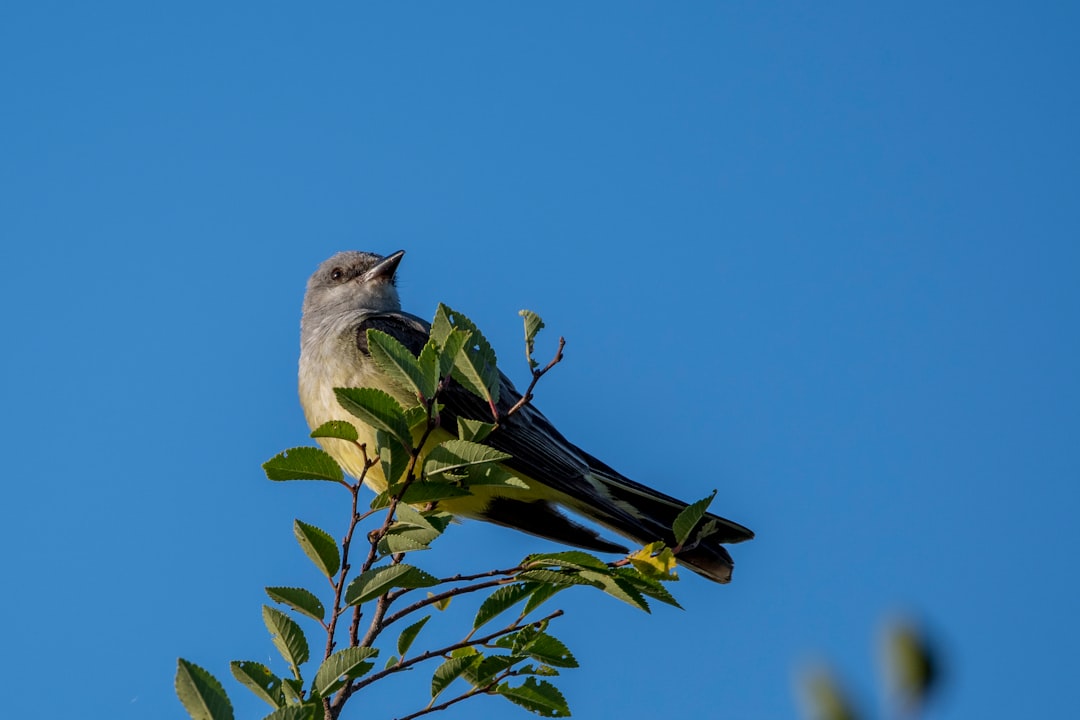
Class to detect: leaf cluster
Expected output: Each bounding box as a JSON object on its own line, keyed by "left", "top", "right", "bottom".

{"left": 177, "top": 305, "right": 690, "bottom": 720}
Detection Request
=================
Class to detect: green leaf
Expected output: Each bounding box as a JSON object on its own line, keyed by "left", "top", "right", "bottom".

{"left": 614, "top": 567, "right": 682, "bottom": 609}
{"left": 516, "top": 568, "right": 597, "bottom": 587}
{"left": 378, "top": 523, "right": 440, "bottom": 554}
{"left": 261, "top": 706, "right": 318, "bottom": 720}
{"left": 176, "top": 659, "right": 234, "bottom": 720}
{"left": 457, "top": 417, "right": 495, "bottom": 442}
{"left": 312, "top": 646, "right": 379, "bottom": 696}
{"left": 802, "top": 669, "right": 859, "bottom": 720}
{"left": 280, "top": 678, "right": 303, "bottom": 705}
{"left": 525, "top": 551, "right": 610, "bottom": 572}
{"left": 264, "top": 587, "right": 325, "bottom": 623}
{"left": 366, "top": 328, "right": 436, "bottom": 400}
{"left": 887, "top": 621, "right": 938, "bottom": 709}
{"left": 468, "top": 654, "right": 524, "bottom": 684}
{"left": 263, "top": 447, "right": 342, "bottom": 483}
{"left": 344, "top": 564, "right": 439, "bottom": 606}
{"left": 308, "top": 421, "right": 358, "bottom": 442}
{"left": 229, "top": 661, "right": 281, "bottom": 709}
{"left": 293, "top": 520, "right": 340, "bottom": 578}
{"left": 437, "top": 327, "right": 472, "bottom": 379}
{"left": 519, "top": 309, "right": 545, "bottom": 369}
{"left": 579, "top": 570, "right": 650, "bottom": 612}
{"left": 672, "top": 491, "right": 717, "bottom": 546}
{"left": 424, "top": 439, "right": 511, "bottom": 478}
{"left": 396, "top": 615, "right": 431, "bottom": 657}
{"left": 473, "top": 583, "right": 534, "bottom": 630}
{"left": 495, "top": 677, "right": 570, "bottom": 718}
{"left": 375, "top": 430, "right": 409, "bottom": 488}
{"left": 334, "top": 387, "right": 411, "bottom": 446}
{"left": 417, "top": 340, "right": 441, "bottom": 398}
{"left": 434, "top": 305, "right": 500, "bottom": 405}
{"left": 519, "top": 633, "right": 577, "bottom": 669}
{"left": 429, "top": 591, "right": 452, "bottom": 611}
{"left": 522, "top": 583, "right": 565, "bottom": 616}
{"left": 431, "top": 654, "right": 481, "bottom": 699}
{"left": 262, "top": 606, "right": 309, "bottom": 673}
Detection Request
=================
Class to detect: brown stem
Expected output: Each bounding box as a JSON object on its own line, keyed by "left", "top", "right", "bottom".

{"left": 504, "top": 336, "right": 565, "bottom": 418}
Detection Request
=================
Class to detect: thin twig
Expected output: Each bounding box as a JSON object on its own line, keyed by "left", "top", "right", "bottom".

{"left": 348, "top": 610, "right": 564, "bottom": 695}
{"left": 393, "top": 676, "right": 504, "bottom": 720}
{"left": 504, "top": 336, "right": 565, "bottom": 418}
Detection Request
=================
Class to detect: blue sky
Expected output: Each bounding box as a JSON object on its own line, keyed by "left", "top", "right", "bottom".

{"left": 2, "top": 3, "right": 1078, "bottom": 718}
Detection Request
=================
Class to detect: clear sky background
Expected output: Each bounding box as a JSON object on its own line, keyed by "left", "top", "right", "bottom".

{"left": 2, "top": 3, "right": 1077, "bottom": 719}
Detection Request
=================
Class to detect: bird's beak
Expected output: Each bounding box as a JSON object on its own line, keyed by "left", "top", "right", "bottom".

{"left": 363, "top": 250, "right": 405, "bottom": 283}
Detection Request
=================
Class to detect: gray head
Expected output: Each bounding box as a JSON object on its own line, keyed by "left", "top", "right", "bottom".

{"left": 301, "top": 250, "right": 405, "bottom": 334}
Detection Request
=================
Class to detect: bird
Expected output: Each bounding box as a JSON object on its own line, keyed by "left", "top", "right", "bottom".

{"left": 299, "top": 250, "right": 753, "bottom": 582}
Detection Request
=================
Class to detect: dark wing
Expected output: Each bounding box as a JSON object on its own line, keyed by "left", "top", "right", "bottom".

{"left": 355, "top": 310, "right": 753, "bottom": 565}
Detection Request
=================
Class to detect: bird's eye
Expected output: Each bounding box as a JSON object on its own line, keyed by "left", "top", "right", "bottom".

{"left": 330, "top": 267, "right": 345, "bottom": 281}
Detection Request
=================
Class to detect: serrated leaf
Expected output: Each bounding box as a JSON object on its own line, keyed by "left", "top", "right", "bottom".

{"left": 424, "top": 439, "right": 511, "bottom": 478}
{"left": 433, "top": 305, "right": 500, "bottom": 405}
{"left": 614, "top": 567, "right": 682, "bottom": 609}
{"left": 519, "top": 309, "right": 545, "bottom": 369}
{"left": 176, "top": 659, "right": 234, "bottom": 720}
{"left": 344, "top": 564, "right": 439, "bottom": 606}
{"left": 579, "top": 570, "right": 651, "bottom": 612}
{"left": 265, "top": 587, "right": 325, "bottom": 623}
{"left": 516, "top": 568, "right": 597, "bottom": 587}
{"left": 312, "top": 646, "right": 379, "bottom": 696}
{"left": 369, "top": 480, "right": 471, "bottom": 509}
{"left": 473, "top": 583, "right": 534, "bottom": 631}
{"left": 523, "top": 583, "right": 565, "bottom": 616}
{"left": 431, "top": 654, "right": 481, "bottom": 699}
{"left": 518, "top": 664, "right": 560, "bottom": 677}
{"left": 293, "top": 520, "right": 340, "bottom": 578}
{"left": 468, "top": 654, "right": 524, "bottom": 684}
{"left": 519, "top": 633, "right": 578, "bottom": 669}
{"left": 375, "top": 429, "right": 409, "bottom": 488}
{"left": 384, "top": 655, "right": 399, "bottom": 670}
{"left": 280, "top": 678, "right": 303, "bottom": 705}
{"left": 229, "top": 661, "right": 281, "bottom": 709}
{"left": 262, "top": 606, "right": 309, "bottom": 672}
{"left": 397, "top": 615, "right": 431, "bottom": 657}
{"left": 457, "top": 417, "right": 495, "bottom": 442}
{"left": 525, "top": 551, "right": 611, "bottom": 572}
{"left": 437, "top": 327, "right": 471, "bottom": 379}
{"left": 263, "top": 447, "right": 343, "bottom": 483}
{"left": 627, "top": 542, "right": 679, "bottom": 580}
{"left": 672, "top": 491, "right": 717, "bottom": 547}
{"left": 417, "top": 340, "right": 441, "bottom": 398}
{"left": 366, "top": 329, "right": 435, "bottom": 400}
{"left": 378, "top": 524, "right": 439, "bottom": 554}
{"left": 261, "top": 705, "right": 318, "bottom": 720}
{"left": 496, "top": 677, "right": 570, "bottom": 718}
{"left": 308, "top": 421, "right": 358, "bottom": 442}
{"left": 334, "top": 387, "right": 411, "bottom": 446}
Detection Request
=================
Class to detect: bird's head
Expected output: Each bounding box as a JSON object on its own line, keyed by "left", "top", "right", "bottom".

{"left": 301, "top": 250, "right": 405, "bottom": 331}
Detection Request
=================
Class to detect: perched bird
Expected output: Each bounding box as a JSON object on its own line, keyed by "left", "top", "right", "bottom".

{"left": 299, "top": 250, "right": 754, "bottom": 582}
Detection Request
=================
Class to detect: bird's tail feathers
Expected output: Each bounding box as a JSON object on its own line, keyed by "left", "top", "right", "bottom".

{"left": 577, "top": 463, "right": 753, "bottom": 584}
